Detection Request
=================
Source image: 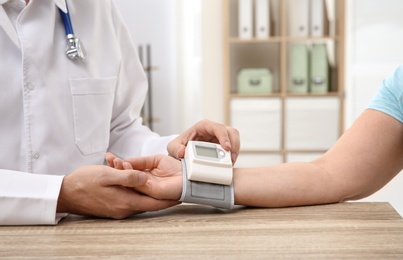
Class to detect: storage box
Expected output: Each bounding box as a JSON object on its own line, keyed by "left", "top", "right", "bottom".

{"left": 237, "top": 68, "right": 273, "bottom": 94}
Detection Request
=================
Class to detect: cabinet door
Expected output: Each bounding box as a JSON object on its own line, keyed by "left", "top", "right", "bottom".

{"left": 231, "top": 98, "right": 282, "bottom": 150}
{"left": 285, "top": 97, "right": 339, "bottom": 150}
{"left": 286, "top": 152, "right": 323, "bottom": 163}
{"left": 235, "top": 153, "right": 283, "bottom": 168}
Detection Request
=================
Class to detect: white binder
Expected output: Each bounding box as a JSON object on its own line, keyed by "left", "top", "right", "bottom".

{"left": 239, "top": 0, "right": 253, "bottom": 39}
{"left": 310, "top": 0, "right": 324, "bottom": 37}
{"left": 255, "top": 0, "right": 270, "bottom": 39}
{"left": 325, "top": 0, "right": 336, "bottom": 36}
{"left": 288, "top": 0, "right": 309, "bottom": 37}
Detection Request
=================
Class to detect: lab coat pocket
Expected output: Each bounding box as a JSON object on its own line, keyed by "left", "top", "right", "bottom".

{"left": 70, "top": 77, "right": 117, "bottom": 155}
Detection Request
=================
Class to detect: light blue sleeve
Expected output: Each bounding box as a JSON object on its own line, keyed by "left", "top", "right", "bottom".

{"left": 367, "top": 66, "right": 403, "bottom": 123}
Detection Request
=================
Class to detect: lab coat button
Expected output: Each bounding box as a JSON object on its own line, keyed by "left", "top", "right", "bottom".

{"left": 26, "top": 84, "right": 35, "bottom": 91}
{"left": 32, "top": 152, "right": 40, "bottom": 159}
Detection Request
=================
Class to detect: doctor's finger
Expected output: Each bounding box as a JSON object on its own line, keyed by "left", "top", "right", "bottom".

{"left": 167, "top": 140, "right": 187, "bottom": 159}
{"left": 105, "top": 152, "right": 117, "bottom": 167}
{"left": 194, "top": 119, "right": 236, "bottom": 150}
{"left": 227, "top": 126, "right": 241, "bottom": 163}
{"left": 125, "top": 155, "right": 163, "bottom": 170}
{"left": 195, "top": 122, "right": 240, "bottom": 164}
{"left": 101, "top": 169, "right": 149, "bottom": 188}
{"left": 123, "top": 162, "right": 134, "bottom": 170}
{"left": 167, "top": 120, "right": 232, "bottom": 159}
{"left": 113, "top": 158, "right": 124, "bottom": 170}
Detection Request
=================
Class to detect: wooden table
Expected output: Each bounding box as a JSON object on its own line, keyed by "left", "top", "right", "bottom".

{"left": 1, "top": 202, "right": 403, "bottom": 259}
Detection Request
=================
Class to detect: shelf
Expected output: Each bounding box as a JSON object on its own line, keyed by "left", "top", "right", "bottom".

{"left": 229, "top": 37, "right": 283, "bottom": 43}
{"left": 286, "top": 36, "right": 340, "bottom": 43}
{"left": 284, "top": 92, "right": 343, "bottom": 97}
{"left": 230, "top": 92, "right": 343, "bottom": 98}
{"left": 229, "top": 36, "right": 339, "bottom": 43}
{"left": 223, "top": 0, "right": 346, "bottom": 165}
{"left": 230, "top": 93, "right": 282, "bottom": 98}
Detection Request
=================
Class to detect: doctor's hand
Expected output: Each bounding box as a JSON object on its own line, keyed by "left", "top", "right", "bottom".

{"left": 168, "top": 119, "right": 240, "bottom": 164}
{"left": 56, "top": 165, "right": 180, "bottom": 219}
{"left": 121, "top": 155, "right": 183, "bottom": 201}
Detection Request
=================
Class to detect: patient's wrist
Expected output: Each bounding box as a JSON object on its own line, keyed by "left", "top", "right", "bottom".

{"left": 179, "top": 159, "right": 234, "bottom": 209}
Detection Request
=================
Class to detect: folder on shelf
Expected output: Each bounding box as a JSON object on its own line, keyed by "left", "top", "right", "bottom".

{"left": 310, "top": 44, "right": 329, "bottom": 93}
{"left": 239, "top": 0, "right": 253, "bottom": 39}
{"left": 310, "top": 0, "right": 325, "bottom": 37}
{"left": 288, "top": 0, "right": 309, "bottom": 37}
{"left": 326, "top": 40, "right": 336, "bottom": 68}
{"left": 255, "top": 0, "right": 270, "bottom": 39}
{"left": 289, "top": 43, "right": 309, "bottom": 93}
{"left": 325, "top": 0, "right": 336, "bottom": 36}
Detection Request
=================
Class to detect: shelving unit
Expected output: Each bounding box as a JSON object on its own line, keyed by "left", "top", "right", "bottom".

{"left": 223, "top": 0, "right": 346, "bottom": 167}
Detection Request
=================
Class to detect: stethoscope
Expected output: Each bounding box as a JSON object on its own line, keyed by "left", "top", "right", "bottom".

{"left": 58, "top": 0, "right": 86, "bottom": 62}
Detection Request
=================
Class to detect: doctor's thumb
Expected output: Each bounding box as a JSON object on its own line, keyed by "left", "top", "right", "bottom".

{"left": 110, "top": 170, "right": 149, "bottom": 188}
{"left": 167, "top": 143, "right": 186, "bottom": 159}
{"left": 133, "top": 171, "right": 148, "bottom": 186}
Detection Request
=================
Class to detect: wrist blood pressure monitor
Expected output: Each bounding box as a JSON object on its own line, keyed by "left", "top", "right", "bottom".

{"left": 179, "top": 141, "right": 234, "bottom": 209}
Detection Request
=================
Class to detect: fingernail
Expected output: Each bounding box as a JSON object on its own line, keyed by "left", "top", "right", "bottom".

{"left": 225, "top": 141, "right": 231, "bottom": 150}
{"left": 231, "top": 153, "right": 237, "bottom": 163}
{"left": 123, "top": 162, "right": 129, "bottom": 170}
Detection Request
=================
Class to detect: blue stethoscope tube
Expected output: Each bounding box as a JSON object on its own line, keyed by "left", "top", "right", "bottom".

{"left": 59, "top": 0, "right": 86, "bottom": 62}
{"left": 59, "top": 3, "right": 74, "bottom": 35}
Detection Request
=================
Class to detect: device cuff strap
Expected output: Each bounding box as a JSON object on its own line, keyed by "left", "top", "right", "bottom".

{"left": 179, "top": 159, "right": 234, "bottom": 209}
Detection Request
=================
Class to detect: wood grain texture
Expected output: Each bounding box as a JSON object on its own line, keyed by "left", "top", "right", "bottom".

{"left": 1, "top": 202, "right": 403, "bottom": 259}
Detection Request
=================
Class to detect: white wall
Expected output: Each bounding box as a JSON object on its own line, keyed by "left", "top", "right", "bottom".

{"left": 201, "top": 0, "right": 225, "bottom": 123}
{"left": 175, "top": 0, "right": 225, "bottom": 130}
{"left": 175, "top": 0, "right": 203, "bottom": 131}
{"left": 114, "top": 0, "right": 222, "bottom": 134}
{"left": 346, "top": 0, "right": 403, "bottom": 216}
{"left": 114, "top": 0, "right": 179, "bottom": 135}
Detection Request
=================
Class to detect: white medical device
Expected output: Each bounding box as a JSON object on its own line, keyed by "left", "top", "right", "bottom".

{"left": 180, "top": 141, "right": 234, "bottom": 209}
{"left": 184, "top": 141, "right": 233, "bottom": 185}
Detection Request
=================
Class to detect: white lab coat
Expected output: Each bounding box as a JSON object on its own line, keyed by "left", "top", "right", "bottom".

{"left": 0, "top": 0, "right": 175, "bottom": 225}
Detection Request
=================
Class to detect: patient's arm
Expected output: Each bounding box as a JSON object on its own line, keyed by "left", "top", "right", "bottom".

{"left": 234, "top": 109, "right": 403, "bottom": 207}
{"left": 122, "top": 109, "right": 403, "bottom": 207}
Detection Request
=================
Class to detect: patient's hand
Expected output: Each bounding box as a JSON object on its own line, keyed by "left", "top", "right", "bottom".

{"left": 122, "top": 155, "right": 183, "bottom": 201}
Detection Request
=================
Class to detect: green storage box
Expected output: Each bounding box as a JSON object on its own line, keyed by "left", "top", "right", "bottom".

{"left": 237, "top": 68, "right": 273, "bottom": 94}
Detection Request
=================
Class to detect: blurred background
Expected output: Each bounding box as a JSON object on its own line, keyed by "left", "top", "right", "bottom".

{"left": 114, "top": 0, "right": 403, "bottom": 215}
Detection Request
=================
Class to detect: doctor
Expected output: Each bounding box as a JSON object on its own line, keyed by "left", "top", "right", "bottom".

{"left": 0, "top": 0, "right": 240, "bottom": 225}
